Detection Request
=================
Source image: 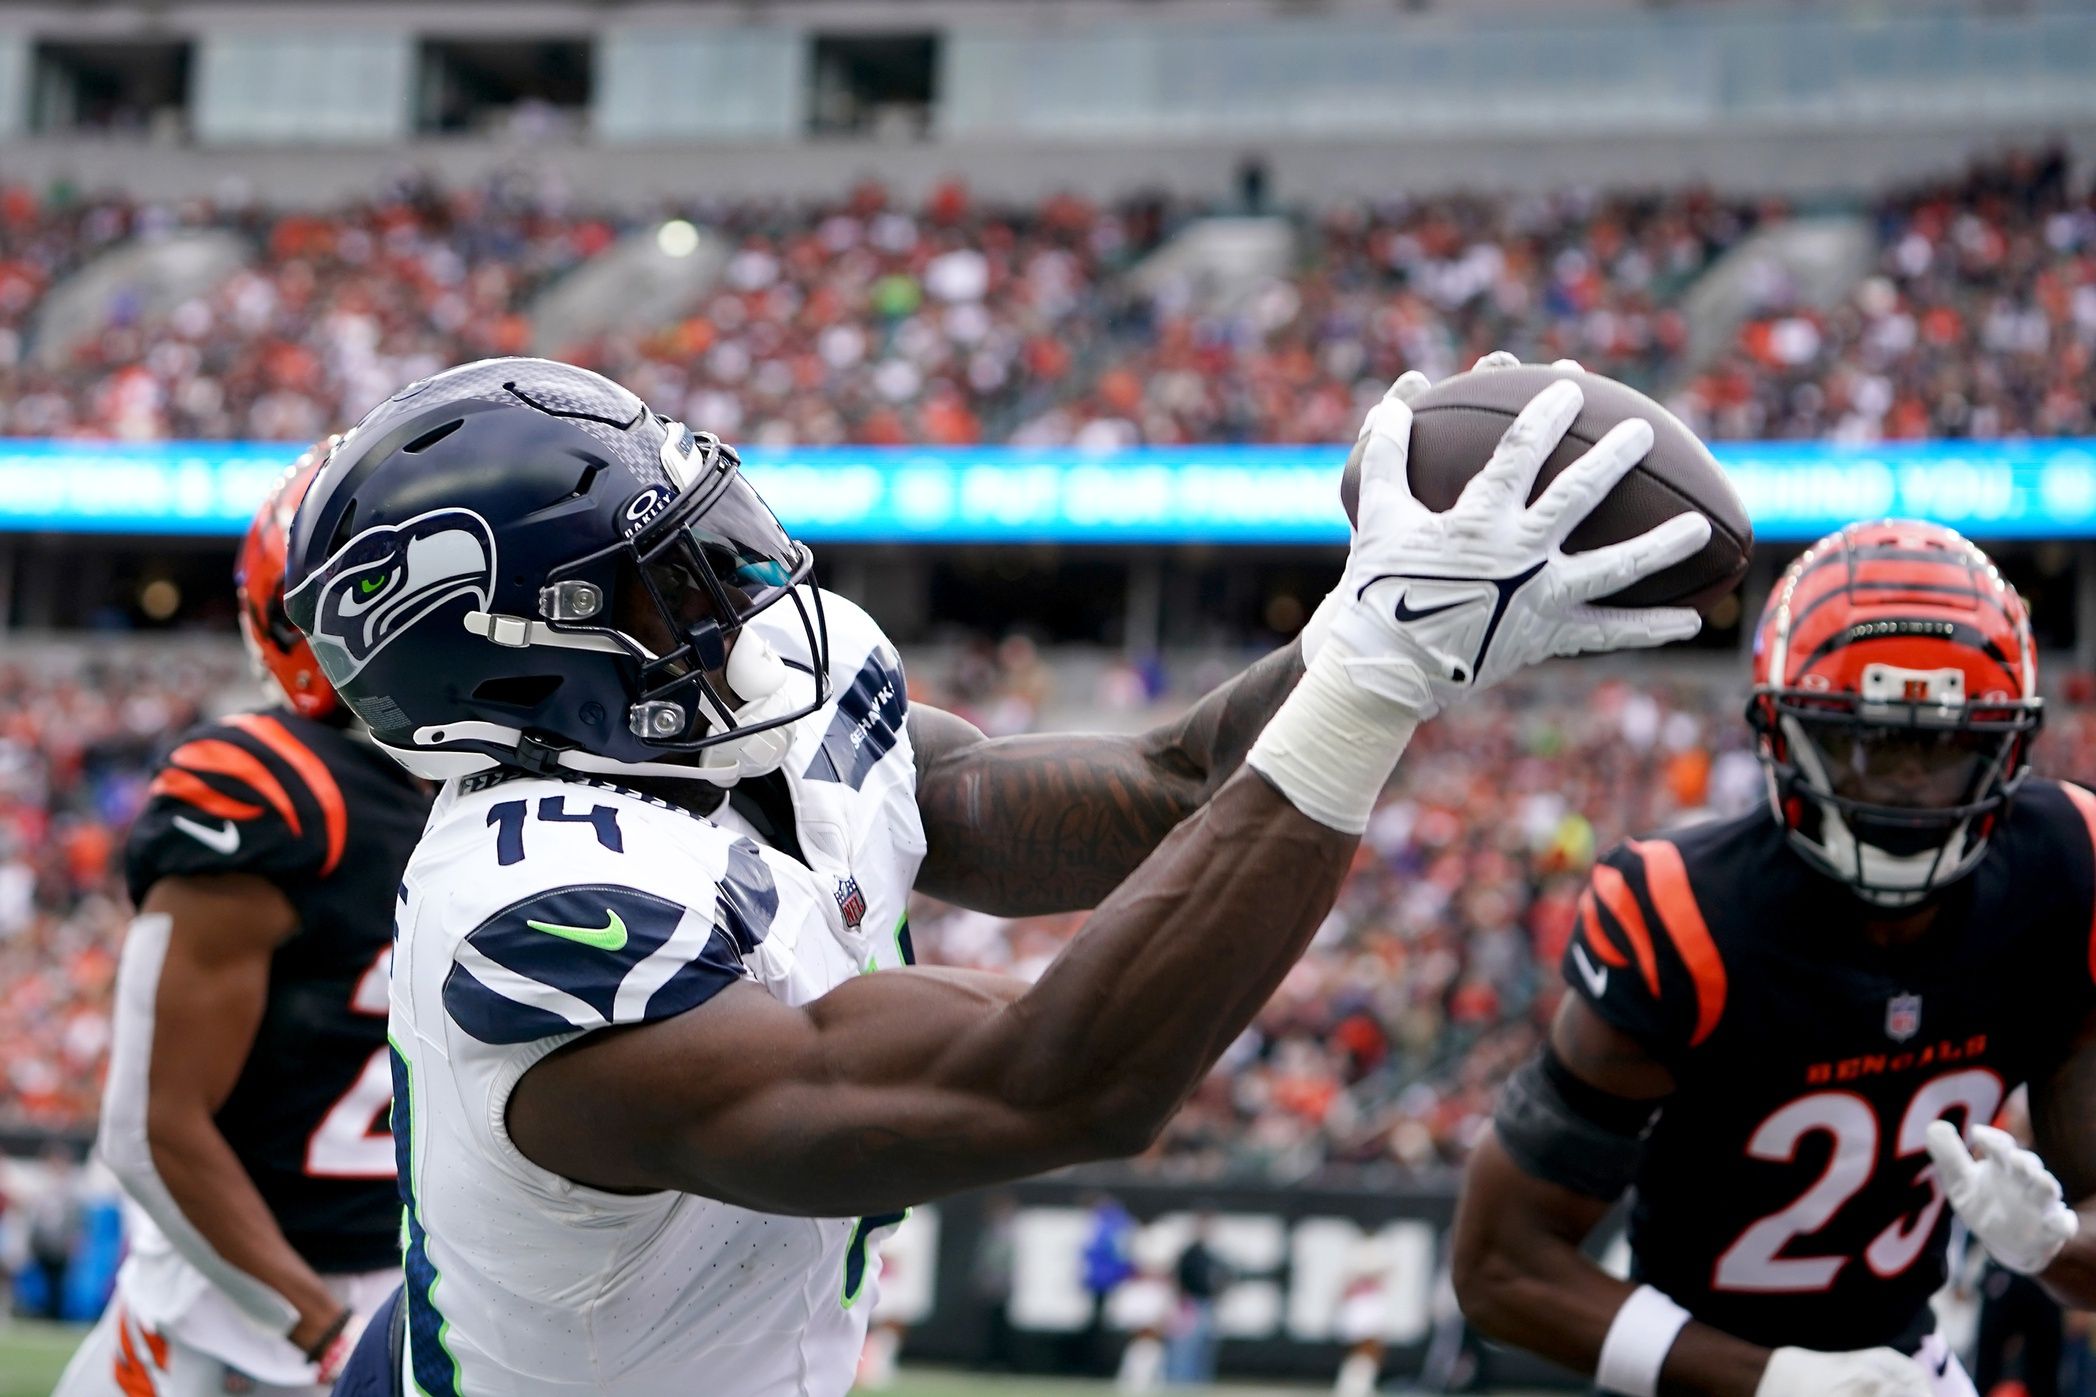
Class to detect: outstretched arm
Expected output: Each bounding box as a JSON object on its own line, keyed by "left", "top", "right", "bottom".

{"left": 909, "top": 639, "right": 1305, "bottom": 916}
{"left": 511, "top": 758, "right": 1361, "bottom": 1214}
{"left": 510, "top": 374, "right": 1711, "bottom": 1222}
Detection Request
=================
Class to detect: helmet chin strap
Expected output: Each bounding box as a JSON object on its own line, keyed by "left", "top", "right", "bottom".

{"left": 392, "top": 609, "right": 820, "bottom": 786}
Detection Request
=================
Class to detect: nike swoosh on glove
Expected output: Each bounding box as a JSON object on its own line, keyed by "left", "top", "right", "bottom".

{"left": 1319, "top": 374, "right": 1710, "bottom": 718}
{"left": 1303, "top": 352, "right": 1522, "bottom": 663}
{"left": 1755, "top": 1345, "right": 1935, "bottom": 1397}
{"left": 1926, "top": 1119, "right": 2079, "bottom": 1275}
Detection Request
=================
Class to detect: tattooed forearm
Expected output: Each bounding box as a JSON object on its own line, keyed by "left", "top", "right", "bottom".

{"left": 910, "top": 640, "right": 1306, "bottom": 915}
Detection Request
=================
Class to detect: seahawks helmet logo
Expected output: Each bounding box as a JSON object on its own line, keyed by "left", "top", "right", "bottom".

{"left": 286, "top": 508, "right": 497, "bottom": 686}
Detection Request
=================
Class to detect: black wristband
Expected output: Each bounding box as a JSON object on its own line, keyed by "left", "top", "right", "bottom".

{"left": 301, "top": 1305, "right": 352, "bottom": 1363}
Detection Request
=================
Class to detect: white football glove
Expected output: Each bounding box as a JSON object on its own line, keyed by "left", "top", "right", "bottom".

{"left": 1754, "top": 1345, "right": 1934, "bottom": 1397}
{"left": 1303, "top": 351, "right": 1670, "bottom": 678}
{"left": 1312, "top": 370, "right": 1708, "bottom": 719}
{"left": 1925, "top": 1119, "right": 2079, "bottom": 1275}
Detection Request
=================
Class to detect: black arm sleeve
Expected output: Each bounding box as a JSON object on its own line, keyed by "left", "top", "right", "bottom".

{"left": 1493, "top": 1044, "right": 1663, "bottom": 1202}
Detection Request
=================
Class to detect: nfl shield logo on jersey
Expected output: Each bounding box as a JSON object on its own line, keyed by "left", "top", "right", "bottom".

{"left": 1886, "top": 992, "right": 1922, "bottom": 1043}
{"left": 834, "top": 876, "right": 867, "bottom": 931}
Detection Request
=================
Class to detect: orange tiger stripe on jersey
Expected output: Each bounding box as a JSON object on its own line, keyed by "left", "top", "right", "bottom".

{"left": 2060, "top": 782, "right": 2096, "bottom": 986}
{"left": 1627, "top": 837, "right": 1728, "bottom": 1047}
{"left": 147, "top": 768, "right": 263, "bottom": 823}
{"left": 141, "top": 1323, "right": 169, "bottom": 1370}
{"left": 112, "top": 1307, "right": 160, "bottom": 1397}
{"left": 1575, "top": 886, "right": 1628, "bottom": 967}
{"left": 1589, "top": 863, "right": 1659, "bottom": 996}
{"left": 226, "top": 713, "right": 347, "bottom": 875}
{"left": 169, "top": 738, "right": 302, "bottom": 835}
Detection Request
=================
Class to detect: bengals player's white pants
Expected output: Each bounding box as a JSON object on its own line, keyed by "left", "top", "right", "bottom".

{"left": 53, "top": 1298, "right": 328, "bottom": 1397}
{"left": 1913, "top": 1333, "right": 1981, "bottom": 1397}
{"left": 53, "top": 1267, "right": 398, "bottom": 1397}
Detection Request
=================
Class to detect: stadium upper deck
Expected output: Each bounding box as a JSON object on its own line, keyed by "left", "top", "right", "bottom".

{"left": 0, "top": 0, "right": 2088, "bottom": 202}
{"left": 0, "top": 152, "right": 2085, "bottom": 447}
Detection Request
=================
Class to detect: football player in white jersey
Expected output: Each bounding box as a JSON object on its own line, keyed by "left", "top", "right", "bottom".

{"left": 282, "top": 356, "right": 1710, "bottom": 1397}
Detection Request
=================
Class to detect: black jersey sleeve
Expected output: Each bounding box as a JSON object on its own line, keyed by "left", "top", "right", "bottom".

{"left": 1561, "top": 836, "right": 1730, "bottom": 1067}
{"left": 124, "top": 712, "right": 349, "bottom": 903}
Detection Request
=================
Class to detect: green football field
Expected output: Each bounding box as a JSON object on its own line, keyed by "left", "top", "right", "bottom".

{"left": 0, "top": 1321, "right": 1550, "bottom": 1395}
{"left": 1, "top": 1324, "right": 78, "bottom": 1397}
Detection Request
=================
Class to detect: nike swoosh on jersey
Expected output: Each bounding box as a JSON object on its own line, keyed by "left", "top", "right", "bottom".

{"left": 171, "top": 814, "right": 241, "bottom": 855}
{"left": 1572, "top": 941, "right": 1610, "bottom": 998}
{"left": 524, "top": 909, "right": 629, "bottom": 952}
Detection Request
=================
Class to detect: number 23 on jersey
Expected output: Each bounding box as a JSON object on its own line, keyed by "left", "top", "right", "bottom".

{"left": 1714, "top": 1068, "right": 2003, "bottom": 1292}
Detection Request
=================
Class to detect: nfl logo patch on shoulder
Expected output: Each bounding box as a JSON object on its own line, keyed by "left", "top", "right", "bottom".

{"left": 1886, "top": 992, "right": 1922, "bottom": 1043}
{"left": 834, "top": 876, "right": 867, "bottom": 931}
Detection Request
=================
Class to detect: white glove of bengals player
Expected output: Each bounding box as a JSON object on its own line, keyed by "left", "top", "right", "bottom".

{"left": 1754, "top": 1345, "right": 1934, "bottom": 1397}
{"left": 1925, "top": 1119, "right": 2079, "bottom": 1275}
{"left": 1312, "top": 361, "right": 1709, "bottom": 719}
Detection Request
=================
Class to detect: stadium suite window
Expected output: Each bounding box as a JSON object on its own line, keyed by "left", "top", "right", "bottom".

{"left": 416, "top": 37, "right": 591, "bottom": 137}
{"left": 31, "top": 39, "right": 191, "bottom": 140}
{"left": 808, "top": 33, "right": 937, "bottom": 138}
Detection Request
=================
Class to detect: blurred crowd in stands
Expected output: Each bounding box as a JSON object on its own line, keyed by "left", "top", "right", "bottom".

{"left": 12, "top": 643, "right": 2096, "bottom": 1191}
{"left": 1675, "top": 145, "right": 2096, "bottom": 442}
{"left": 0, "top": 656, "right": 228, "bottom": 1133}
{"left": 0, "top": 146, "right": 2085, "bottom": 445}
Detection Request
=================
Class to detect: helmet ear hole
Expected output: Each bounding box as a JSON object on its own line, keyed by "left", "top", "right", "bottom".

{"left": 264, "top": 594, "right": 304, "bottom": 651}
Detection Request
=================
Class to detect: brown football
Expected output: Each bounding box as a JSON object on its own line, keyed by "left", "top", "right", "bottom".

{"left": 1341, "top": 365, "right": 1752, "bottom": 614}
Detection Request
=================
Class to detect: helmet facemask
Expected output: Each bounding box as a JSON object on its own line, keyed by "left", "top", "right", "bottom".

{"left": 1750, "top": 670, "right": 2039, "bottom": 907}
{"left": 520, "top": 425, "right": 830, "bottom": 784}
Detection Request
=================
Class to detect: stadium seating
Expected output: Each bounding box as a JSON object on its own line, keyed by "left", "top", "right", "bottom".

{"left": 5, "top": 150, "right": 2087, "bottom": 447}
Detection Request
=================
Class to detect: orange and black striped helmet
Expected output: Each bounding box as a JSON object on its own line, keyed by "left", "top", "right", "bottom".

{"left": 236, "top": 437, "right": 341, "bottom": 720}
{"left": 1748, "top": 519, "right": 2040, "bottom": 906}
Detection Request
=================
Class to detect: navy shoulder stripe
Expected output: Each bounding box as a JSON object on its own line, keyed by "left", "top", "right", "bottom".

{"left": 441, "top": 883, "right": 752, "bottom": 1045}
{"left": 807, "top": 650, "right": 908, "bottom": 790}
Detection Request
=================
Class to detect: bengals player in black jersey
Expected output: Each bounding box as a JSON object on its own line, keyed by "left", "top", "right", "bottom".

{"left": 1453, "top": 520, "right": 2096, "bottom": 1397}
{"left": 55, "top": 442, "right": 432, "bottom": 1397}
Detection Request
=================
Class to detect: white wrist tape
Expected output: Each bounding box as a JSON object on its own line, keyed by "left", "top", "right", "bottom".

{"left": 1596, "top": 1285, "right": 1692, "bottom": 1397}
{"left": 1246, "top": 641, "right": 1419, "bottom": 834}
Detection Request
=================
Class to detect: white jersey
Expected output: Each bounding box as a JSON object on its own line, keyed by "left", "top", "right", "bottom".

{"left": 387, "top": 591, "right": 925, "bottom": 1396}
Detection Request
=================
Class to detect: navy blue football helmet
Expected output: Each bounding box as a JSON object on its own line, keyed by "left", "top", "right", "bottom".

{"left": 282, "top": 357, "right": 828, "bottom": 784}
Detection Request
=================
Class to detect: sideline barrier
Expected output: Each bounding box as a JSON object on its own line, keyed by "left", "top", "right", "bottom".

{"left": 863, "top": 1174, "right": 1602, "bottom": 1387}
{"left": 1, "top": 437, "right": 2092, "bottom": 544}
